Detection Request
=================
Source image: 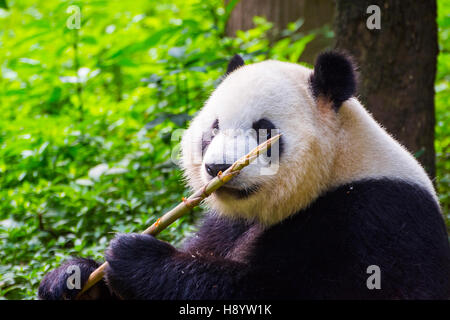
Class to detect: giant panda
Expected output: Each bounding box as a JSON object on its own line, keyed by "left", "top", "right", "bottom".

{"left": 39, "top": 51, "right": 450, "bottom": 300}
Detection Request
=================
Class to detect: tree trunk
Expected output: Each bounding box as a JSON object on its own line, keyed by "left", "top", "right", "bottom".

{"left": 226, "top": 0, "right": 305, "bottom": 36}
{"left": 334, "top": 0, "right": 438, "bottom": 178}
{"left": 226, "top": 0, "right": 335, "bottom": 64}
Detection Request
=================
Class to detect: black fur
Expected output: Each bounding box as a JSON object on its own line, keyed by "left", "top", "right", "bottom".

{"left": 205, "top": 163, "right": 231, "bottom": 177}
{"left": 182, "top": 215, "right": 253, "bottom": 258}
{"left": 252, "top": 118, "right": 284, "bottom": 157}
{"left": 38, "top": 258, "right": 114, "bottom": 300}
{"left": 310, "top": 51, "right": 357, "bottom": 110}
{"left": 39, "top": 179, "right": 450, "bottom": 299}
{"left": 226, "top": 54, "right": 245, "bottom": 74}
{"left": 104, "top": 233, "right": 246, "bottom": 299}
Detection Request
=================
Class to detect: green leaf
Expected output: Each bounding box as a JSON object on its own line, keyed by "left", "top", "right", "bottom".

{"left": 289, "top": 33, "right": 315, "bottom": 62}
{"left": 75, "top": 179, "right": 94, "bottom": 186}
{"left": 0, "top": 0, "right": 8, "bottom": 9}
{"left": 168, "top": 47, "right": 186, "bottom": 59}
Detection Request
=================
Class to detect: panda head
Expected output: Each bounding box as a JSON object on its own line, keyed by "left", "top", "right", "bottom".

{"left": 181, "top": 51, "right": 357, "bottom": 226}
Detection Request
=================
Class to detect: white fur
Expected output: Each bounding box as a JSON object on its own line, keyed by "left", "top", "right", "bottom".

{"left": 332, "top": 98, "right": 437, "bottom": 201}
{"left": 181, "top": 60, "right": 438, "bottom": 226}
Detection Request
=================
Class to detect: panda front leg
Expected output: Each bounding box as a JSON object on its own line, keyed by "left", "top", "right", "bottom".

{"left": 38, "top": 258, "right": 116, "bottom": 300}
{"left": 105, "top": 233, "right": 248, "bottom": 300}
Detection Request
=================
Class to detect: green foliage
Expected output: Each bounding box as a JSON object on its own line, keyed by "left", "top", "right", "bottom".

{"left": 0, "top": 0, "right": 318, "bottom": 299}
{"left": 437, "top": 0, "right": 450, "bottom": 229}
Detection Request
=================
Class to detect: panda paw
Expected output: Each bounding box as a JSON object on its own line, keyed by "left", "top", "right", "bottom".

{"left": 104, "top": 233, "right": 175, "bottom": 299}
{"left": 38, "top": 258, "right": 113, "bottom": 300}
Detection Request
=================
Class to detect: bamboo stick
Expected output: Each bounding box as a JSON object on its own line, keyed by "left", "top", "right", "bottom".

{"left": 76, "top": 134, "right": 281, "bottom": 298}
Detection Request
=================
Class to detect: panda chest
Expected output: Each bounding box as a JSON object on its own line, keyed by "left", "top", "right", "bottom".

{"left": 225, "top": 224, "right": 263, "bottom": 263}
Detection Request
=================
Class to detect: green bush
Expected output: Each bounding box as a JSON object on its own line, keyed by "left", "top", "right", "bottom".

{"left": 437, "top": 0, "right": 450, "bottom": 224}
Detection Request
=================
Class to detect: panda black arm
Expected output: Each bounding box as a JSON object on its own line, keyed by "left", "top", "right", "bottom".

{"left": 38, "top": 214, "right": 250, "bottom": 300}
{"left": 105, "top": 233, "right": 248, "bottom": 299}
{"left": 182, "top": 213, "right": 252, "bottom": 258}
{"left": 38, "top": 258, "right": 116, "bottom": 300}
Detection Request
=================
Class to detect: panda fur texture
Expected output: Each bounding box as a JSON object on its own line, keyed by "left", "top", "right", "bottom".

{"left": 39, "top": 51, "right": 450, "bottom": 300}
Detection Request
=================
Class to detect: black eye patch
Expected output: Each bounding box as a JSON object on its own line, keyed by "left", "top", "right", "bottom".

{"left": 252, "top": 118, "right": 275, "bottom": 143}
{"left": 252, "top": 118, "right": 282, "bottom": 157}
{"left": 212, "top": 119, "right": 219, "bottom": 130}
{"left": 202, "top": 119, "right": 219, "bottom": 155}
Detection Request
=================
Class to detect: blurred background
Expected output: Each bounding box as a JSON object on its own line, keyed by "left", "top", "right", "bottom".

{"left": 0, "top": 0, "right": 448, "bottom": 299}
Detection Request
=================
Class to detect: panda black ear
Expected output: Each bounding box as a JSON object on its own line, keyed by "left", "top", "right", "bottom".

{"left": 226, "top": 54, "right": 245, "bottom": 74}
{"left": 309, "top": 51, "right": 357, "bottom": 110}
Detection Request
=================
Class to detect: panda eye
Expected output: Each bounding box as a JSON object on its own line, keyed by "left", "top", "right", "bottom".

{"left": 252, "top": 118, "right": 276, "bottom": 143}
{"left": 252, "top": 118, "right": 277, "bottom": 157}
{"left": 212, "top": 119, "right": 219, "bottom": 136}
{"left": 202, "top": 119, "right": 219, "bottom": 154}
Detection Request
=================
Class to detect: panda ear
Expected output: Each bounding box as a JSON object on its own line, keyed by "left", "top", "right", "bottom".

{"left": 226, "top": 54, "right": 245, "bottom": 74}
{"left": 309, "top": 51, "right": 357, "bottom": 110}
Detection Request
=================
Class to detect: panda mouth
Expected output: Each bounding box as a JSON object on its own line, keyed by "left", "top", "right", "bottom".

{"left": 215, "top": 185, "right": 260, "bottom": 199}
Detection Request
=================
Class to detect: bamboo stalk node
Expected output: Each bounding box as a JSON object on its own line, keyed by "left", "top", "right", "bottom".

{"left": 200, "top": 185, "right": 209, "bottom": 198}
{"left": 182, "top": 197, "right": 198, "bottom": 209}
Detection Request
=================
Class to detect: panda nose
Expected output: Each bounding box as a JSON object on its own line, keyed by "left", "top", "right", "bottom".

{"left": 205, "top": 163, "right": 231, "bottom": 177}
